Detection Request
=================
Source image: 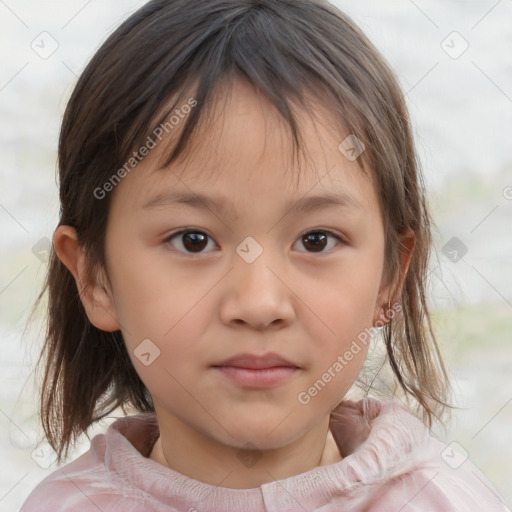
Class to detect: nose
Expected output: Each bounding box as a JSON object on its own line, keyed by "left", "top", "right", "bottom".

{"left": 219, "top": 245, "right": 295, "bottom": 330}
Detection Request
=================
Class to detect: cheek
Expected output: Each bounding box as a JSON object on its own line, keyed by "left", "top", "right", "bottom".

{"left": 108, "top": 245, "right": 208, "bottom": 338}
{"left": 300, "top": 251, "right": 383, "bottom": 391}
{"left": 120, "top": 307, "right": 209, "bottom": 410}
{"left": 299, "top": 289, "right": 374, "bottom": 412}
{"left": 109, "top": 251, "right": 214, "bottom": 361}
{"left": 312, "top": 252, "right": 384, "bottom": 333}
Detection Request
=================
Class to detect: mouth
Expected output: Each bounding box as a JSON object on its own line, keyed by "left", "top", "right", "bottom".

{"left": 211, "top": 352, "right": 301, "bottom": 389}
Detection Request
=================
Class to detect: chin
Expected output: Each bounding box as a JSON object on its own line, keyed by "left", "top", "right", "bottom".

{"left": 222, "top": 418, "right": 305, "bottom": 451}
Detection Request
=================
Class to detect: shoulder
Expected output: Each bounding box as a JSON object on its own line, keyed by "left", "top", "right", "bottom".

{"left": 20, "top": 437, "right": 140, "bottom": 512}
{"left": 362, "top": 461, "right": 508, "bottom": 511}
{"left": 21, "top": 473, "right": 101, "bottom": 512}
{"left": 20, "top": 445, "right": 108, "bottom": 512}
{"left": 330, "top": 399, "right": 508, "bottom": 511}
{"left": 362, "top": 433, "right": 508, "bottom": 511}
{"left": 20, "top": 414, "right": 160, "bottom": 512}
{"left": 20, "top": 459, "right": 148, "bottom": 512}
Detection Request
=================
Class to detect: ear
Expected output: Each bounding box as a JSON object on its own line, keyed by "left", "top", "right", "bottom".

{"left": 52, "top": 225, "right": 121, "bottom": 332}
{"left": 373, "top": 229, "right": 415, "bottom": 325}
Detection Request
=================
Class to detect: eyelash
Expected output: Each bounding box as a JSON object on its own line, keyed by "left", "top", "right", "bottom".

{"left": 163, "top": 228, "right": 346, "bottom": 255}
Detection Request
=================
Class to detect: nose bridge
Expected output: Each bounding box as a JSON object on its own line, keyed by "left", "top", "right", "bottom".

{"left": 234, "top": 234, "right": 282, "bottom": 292}
{"left": 220, "top": 235, "right": 294, "bottom": 328}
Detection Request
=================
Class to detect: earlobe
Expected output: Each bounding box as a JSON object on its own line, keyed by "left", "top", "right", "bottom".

{"left": 52, "top": 225, "right": 121, "bottom": 332}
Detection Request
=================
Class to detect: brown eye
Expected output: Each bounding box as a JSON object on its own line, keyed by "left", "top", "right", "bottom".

{"left": 164, "top": 228, "right": 343, "bottom": 255}
{"left": 182, "top": 232, "right": 208, "bottom": 252}
{"left": 297, "top": 230, "right": 342, "bottom": 253}
{"left": 165, "top": 230, "right": 215, "bottom": 254}
{"left": 302, "top": 232, "right": 327, "bottom": 252}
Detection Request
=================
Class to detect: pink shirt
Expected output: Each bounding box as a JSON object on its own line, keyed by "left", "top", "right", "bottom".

{"left": 21, "top": 398, "right": 508, "bottom": 511}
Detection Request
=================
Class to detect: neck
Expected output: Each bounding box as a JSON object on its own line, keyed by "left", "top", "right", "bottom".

{"left": 148, "top": 411, "right": 342, "bottom": 489}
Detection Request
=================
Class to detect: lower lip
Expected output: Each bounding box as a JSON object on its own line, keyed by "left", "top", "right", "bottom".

{"left": 212, "top": 366, "right": 299, "bottom": 388}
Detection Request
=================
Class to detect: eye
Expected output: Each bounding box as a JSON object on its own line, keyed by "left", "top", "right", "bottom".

{"left": 294, "top": 229, "right": 344, "bottom": 253}
{"left": 163, "top": 228, "right": 345, "bottom": 255}
{"left": 164, "top": 229, "right": 217, "bottom": 254}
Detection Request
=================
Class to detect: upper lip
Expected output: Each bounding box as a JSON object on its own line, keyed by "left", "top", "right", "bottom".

{"left": 212, "top": 352, "right": 300, "bottom": 369}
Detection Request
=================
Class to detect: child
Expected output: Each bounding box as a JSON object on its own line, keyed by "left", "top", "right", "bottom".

{"left": 21, "top": 0, "right": 508, "bottom": 510}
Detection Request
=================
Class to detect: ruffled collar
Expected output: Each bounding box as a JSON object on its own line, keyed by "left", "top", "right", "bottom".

{"left": 93, "top": 398, "right": 429, "bottom": 511}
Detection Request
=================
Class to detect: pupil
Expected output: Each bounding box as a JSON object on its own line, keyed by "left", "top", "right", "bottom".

{"left": 184, "top": 232, "right": 207, "bottom": 252}
{"left": 304, "top": 232, "right": 326, "bottom": 251}
{"left": 181, "top": 232, "right": 327, "bottom": 253}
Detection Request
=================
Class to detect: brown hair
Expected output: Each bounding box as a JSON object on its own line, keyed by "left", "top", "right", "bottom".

{"left": 27, "top": 0, "right": 452, "bottom": 464}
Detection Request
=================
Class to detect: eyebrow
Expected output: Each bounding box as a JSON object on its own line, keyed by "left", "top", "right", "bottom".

{"left": 141, "top": 190, "right": 363, "bottom": 215}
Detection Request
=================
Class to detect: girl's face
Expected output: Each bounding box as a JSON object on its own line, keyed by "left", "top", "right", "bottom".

{"left": 102, "top": 80, "right": 392, "bottom": 451}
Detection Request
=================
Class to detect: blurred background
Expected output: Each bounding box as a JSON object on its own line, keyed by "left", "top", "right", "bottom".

{"left": 1, "top": 0, "right": 511, "bottom": 510}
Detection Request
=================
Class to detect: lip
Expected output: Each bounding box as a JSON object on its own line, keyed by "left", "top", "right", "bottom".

{"left": 211, "top": 352, "right": 301, "bottom": 389}
{"left": 212, "top": 352, "right": 299, "bottom": 369}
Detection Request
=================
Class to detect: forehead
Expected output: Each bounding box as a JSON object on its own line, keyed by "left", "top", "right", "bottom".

{"left": 110, "top": 79, "right": 378, "bottom": 217}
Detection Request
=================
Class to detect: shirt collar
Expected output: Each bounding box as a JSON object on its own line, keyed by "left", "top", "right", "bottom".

{"left": 99, "top": 398, "right": 429, "bottom": 511}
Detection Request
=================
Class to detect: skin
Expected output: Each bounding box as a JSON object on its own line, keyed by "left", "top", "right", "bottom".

{"left": 54, "top": 79, "right": 414, "bottom": 489}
